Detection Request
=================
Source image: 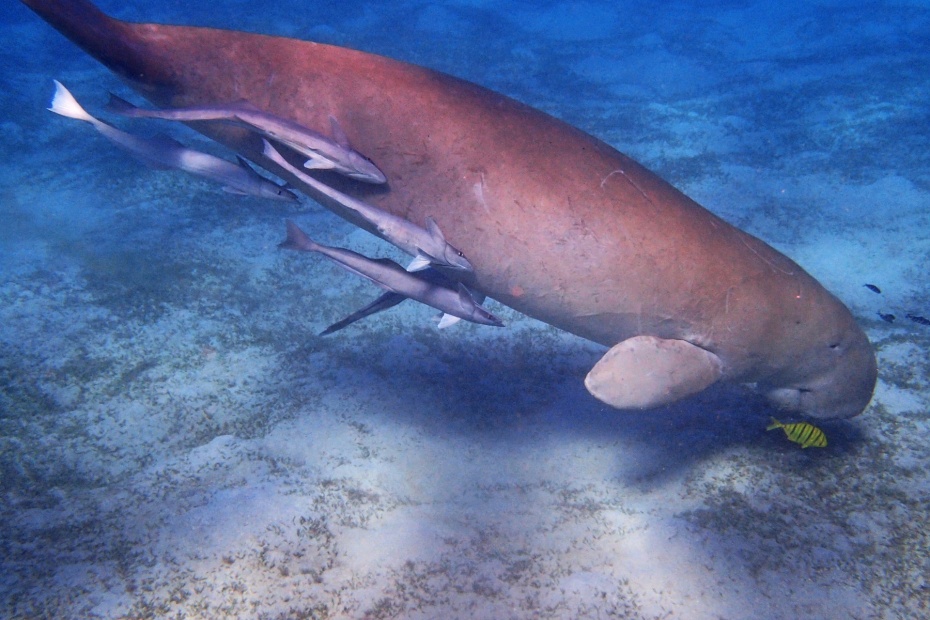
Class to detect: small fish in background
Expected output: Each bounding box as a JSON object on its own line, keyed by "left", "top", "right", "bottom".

{"left": 48, "top": 81, "right": 297, "bottom": 202}
{"left": 878, "top": 312, "right": 896, "bottom": 323}
{"left": 906, "top": 313, "right": 930, "bottom": 326}
{"left": 767, "top": 417, "right": 827, "bottom": 448}
{"left": 864, "top": 284, "right": 882, "bottom": 294}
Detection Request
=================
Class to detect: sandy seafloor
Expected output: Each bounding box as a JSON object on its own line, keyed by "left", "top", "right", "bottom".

{"left": 1, "top": 0, "right": 929, "bottom": 618}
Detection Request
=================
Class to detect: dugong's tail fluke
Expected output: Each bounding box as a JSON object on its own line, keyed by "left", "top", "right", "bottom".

{"left": 21, "top": 0, "right": 108, "bottom": 33}
{"left": 21, "top": 0, "right": 171, "bottom": 89}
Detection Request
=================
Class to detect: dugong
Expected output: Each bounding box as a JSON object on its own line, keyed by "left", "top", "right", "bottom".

{"left": 22, "top": 0, "right": 877, "bottom": 419}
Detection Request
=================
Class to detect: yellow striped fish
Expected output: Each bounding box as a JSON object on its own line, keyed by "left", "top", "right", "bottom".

{"left": 766, "top": 417, "right": 827, "bottom": 448}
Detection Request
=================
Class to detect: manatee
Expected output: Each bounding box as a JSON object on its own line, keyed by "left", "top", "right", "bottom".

{"left": 21, "top": 0, "right": 877, "bottom": 418}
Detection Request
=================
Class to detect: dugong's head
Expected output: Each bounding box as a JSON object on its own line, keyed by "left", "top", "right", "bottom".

{"left": 758, "top": 296, "right": 877, "bottom": 420}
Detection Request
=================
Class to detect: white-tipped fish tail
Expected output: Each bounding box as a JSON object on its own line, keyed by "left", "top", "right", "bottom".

{"left": 108, "top": 94, "right": 386, "bottom": 184}
{"left": 49, "top": 81, "right": 296, "bottom": 202}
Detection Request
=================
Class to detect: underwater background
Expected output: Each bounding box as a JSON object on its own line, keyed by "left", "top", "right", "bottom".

{"left": 1, "top": 0, "right": 928, "bottom": 618}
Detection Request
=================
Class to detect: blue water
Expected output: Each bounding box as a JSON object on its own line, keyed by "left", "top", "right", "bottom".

{"left": 1, "top": 1, "right": 928, "bottom": 618}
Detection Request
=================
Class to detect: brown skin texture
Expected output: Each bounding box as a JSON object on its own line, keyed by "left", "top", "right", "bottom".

{"left": 23, "top": 0, "right": 877, "bottom": 418}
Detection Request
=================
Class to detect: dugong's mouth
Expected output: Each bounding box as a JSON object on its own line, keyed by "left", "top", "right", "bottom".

{"left": 763, "top": 369, "right": 875, "bottom": 420}
{"left": 764, "top": 387, "right": 821, "bottom": 417}
{"left": 761, "top": 314, "right": 878, "bottom": 420}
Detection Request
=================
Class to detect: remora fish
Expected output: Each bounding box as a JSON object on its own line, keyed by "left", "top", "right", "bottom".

{"left": 108, "top": 94, "right": 386, "bottom": 184}
{"left": 320, "top": 268, "right": 486, "bottom": 334}
{"left": 48, "top": 81, "right": 297, "bottom": 202}
{"left": 263, "top": 139, "right": 472, "bottom": 273}
{"left": 279, "top": 220, "right": 502, "bottom": 327}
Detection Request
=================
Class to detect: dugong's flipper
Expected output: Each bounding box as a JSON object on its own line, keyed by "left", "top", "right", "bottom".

{"left": 584, "top": 336, "right": 723, "bottom": 409}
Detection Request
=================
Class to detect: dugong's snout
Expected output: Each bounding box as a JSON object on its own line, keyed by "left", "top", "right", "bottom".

{"left": 762, "top": 322, "right": 877, "bottom": 420}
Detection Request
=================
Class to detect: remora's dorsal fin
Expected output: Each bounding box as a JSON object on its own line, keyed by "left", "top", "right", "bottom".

{"left": 425, "top": 216, "right": 446, "bottom": 242}
{"left": 236, "top": 155, "right": 266, "bottom": 180}
{"left": 584, "top": 336, "right": 723, "bottom": 409}
{"left": 329, "top": 116, "right": 350, "bottom": 148}
{"left": 150, "top": 132, "right": 184, "bottom": 149}
{"left": 106, "top": 92, "right": 135, "bottom": 115}
{"left": 456, "top": 284, "right": 476, "bottom": 310}
{"left": 124, "top": 132, "right": 181, "bottom": 169}
{"left": 406, "top": 254, "right": 433, "bottom": 272}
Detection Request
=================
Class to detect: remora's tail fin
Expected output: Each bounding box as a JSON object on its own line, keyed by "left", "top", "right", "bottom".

{"left": 47, "top": 80, "right": 95, "bottom": 123}
{"left": 106, "top": 93, "right": 138, "bottom": 115}
{"left": 279, "top": 219, "right": 316, "bottom": 252}
{"left": 20, "top": 0, "right": 172, "bottom": 88}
